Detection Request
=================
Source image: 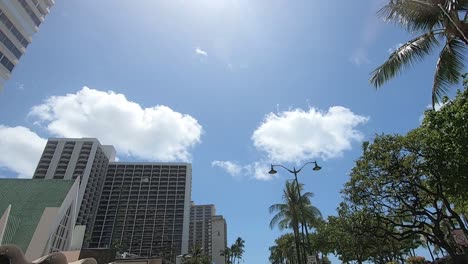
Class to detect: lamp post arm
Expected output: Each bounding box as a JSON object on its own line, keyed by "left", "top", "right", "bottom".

{"left": 271, "top": 164, "right": 296, "bottom": 174}
{"left": 296, "top": 161, "right": 318, "bottom": 173}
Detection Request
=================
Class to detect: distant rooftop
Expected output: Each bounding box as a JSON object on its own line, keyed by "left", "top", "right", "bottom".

{"left": 0, "top": 179, "right": 75, "bottom": 252}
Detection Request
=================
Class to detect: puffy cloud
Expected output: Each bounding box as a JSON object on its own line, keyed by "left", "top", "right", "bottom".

{"left": 195, "top": 47, "right": 208, "bottom": 56}
{"left": 0, "top": 126, "right": 46, "bottom": 178}
{"left": 251, "top": 106, "right": 368, "bottom": 163}
{"left": 211, "top": 160, "right": 243, "bottom": 176}
{"left": 212, "top": 160, "right": 273, "bottom": 181}
{"left": 214, "top": 106, "right": 367, "bottom": 181}
{"left": 29, "top": 87, "right": 202, "bottom": 161}
{"left": 350, "top": 49, "right": 370, "bottom": 66}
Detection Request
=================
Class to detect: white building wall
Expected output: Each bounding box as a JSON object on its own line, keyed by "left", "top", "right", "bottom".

{"left": 0, "top": 0, "right": 53, "bottom": 88}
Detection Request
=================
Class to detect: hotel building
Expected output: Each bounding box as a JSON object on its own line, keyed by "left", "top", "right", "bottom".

{"left": 0, "top": 0, "right": 54, "bottom": 88}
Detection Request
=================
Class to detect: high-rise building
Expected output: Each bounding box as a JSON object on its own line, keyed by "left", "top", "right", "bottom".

{"left": 89, "top": 162, "right": 192, "bottom": 262}
{"left": 188, "top": 204, "right": 227, "bottom": 264}
{"left": 0, "top": 178, "right": 79, "bottom": 261}
{"left": 211, "top": 215, "right": 227, "bottom": 264}
{"left": 188, "top": 204, "right": 215, "bottom": 258}
{"left": 32, "top": 138, "right": 116, "bottom": 238}
{"left": 0, "top": 0, "right": 54, "bottom": 88}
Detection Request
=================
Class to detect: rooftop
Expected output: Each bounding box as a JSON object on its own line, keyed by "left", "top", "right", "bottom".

{"left": 0, "top": 179, "right": 75, "bottom": 252}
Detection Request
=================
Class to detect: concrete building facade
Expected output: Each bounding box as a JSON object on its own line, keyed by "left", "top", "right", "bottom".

{"left": 32, "top": 138, "right": 116, "bottom": 238}
{"left": 89, "top": 163, "right": 192, "bottom": 262}
{"left": 188, "top": 204, "right": 227, "bottom": 264}
{"left": 0, "top": 0, "right": 54, "bottom": 88}
{"left": 211, "top": 215, "right": 227, "bottom": 264}
{"left": 0, "top": 178, "right": 79, "bottom": 261}
{"left": 188, "top": 204, "right": 215, "bottom": 258}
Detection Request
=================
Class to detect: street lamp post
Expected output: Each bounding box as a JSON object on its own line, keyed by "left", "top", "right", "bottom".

{"left": 269, "top": 161, "right": 322, "bottom": 263}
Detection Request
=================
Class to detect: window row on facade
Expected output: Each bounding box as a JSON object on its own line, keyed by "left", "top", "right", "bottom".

{"left": 0, "top": 9, "right": 29, "bottom": 48}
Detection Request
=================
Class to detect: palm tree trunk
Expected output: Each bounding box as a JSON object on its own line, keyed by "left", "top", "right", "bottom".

{"left": 292, "top": 225, "right": 302, "bottom": 264}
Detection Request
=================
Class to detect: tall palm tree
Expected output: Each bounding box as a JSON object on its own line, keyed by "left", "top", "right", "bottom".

{"left": 221, "top": 248, "right": 232, "bottom": 264}
{"left": 269, "top": 181, "right": 322, "bottom": 263}
{"left": 370, "top": 0, "right": 467, "bottom": 107}
{"left": 231, "top": 237, "right": 245, "bottom": 264}
{"left": 182, "top": 245, "right": 210, "bottom": 264}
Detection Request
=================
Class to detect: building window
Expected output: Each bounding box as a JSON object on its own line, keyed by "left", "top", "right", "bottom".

{"left": 0, "top": 31, "right": 21, "bottom": 59}
{"left": 0, "top": 9, "right": 29, "bottom": 48}
{"left": 31, "top": 0, "right": 47, "bottom": 16}
{"left": 0, "top": 51, "right": 14, "bottom": 72}
{"left": 17, "top": 0, "right": 41, "bottom": 26}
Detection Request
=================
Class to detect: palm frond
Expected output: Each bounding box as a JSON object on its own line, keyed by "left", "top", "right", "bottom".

{"left": 378, "top": 0, "right": 443, "bottom": 32}
{"left": 432, "top": 38, "right": 466, "bottom": 106}
{"left": 270, "top": 211, "right": 287, "bottom": 229}
{"left": 278, "top": 218, "right": 292, "bottom": 230}
{"left": 307, "top": 205, "right": 323, "bottom": 219}
{"left": 269, "top": 203, "right": 287, "bottom": 214}
{"left": 370, "top": 32, "right": 439, "bottom": 88}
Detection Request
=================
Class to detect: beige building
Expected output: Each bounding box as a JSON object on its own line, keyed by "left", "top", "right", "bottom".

{"left": 0, "top": 178, "right": 80, "bottom": 261}
{"left": 211, "top": 215, "right": 227, "bottom": 264}
{"left": 188, "top": 204, "right": 227, "bottom": 264}
{"left": 189, "top": 204, "right": 215, "bottom": 257}
{"left": 0, "top": 0, "right": 54, "bottom": 88}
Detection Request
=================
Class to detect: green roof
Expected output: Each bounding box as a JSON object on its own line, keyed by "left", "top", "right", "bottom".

{"left": 0, "top": 179, "right": 75, "bottom": 252}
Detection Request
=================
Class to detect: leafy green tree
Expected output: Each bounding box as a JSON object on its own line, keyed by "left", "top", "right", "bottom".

{"left": 325, "top": 204, "right": 417, "bottom": 264}
{"left": 419, "top": 77, "right": 468, "bottom": 202}
{"left": 370, "top": 0, "right": 467, "bottom": 107}
{"left": 343, "top": 106, "right": 468, "bottom": 258}
{"left": 308, "top": 220, "right": 334, "bottom": 261}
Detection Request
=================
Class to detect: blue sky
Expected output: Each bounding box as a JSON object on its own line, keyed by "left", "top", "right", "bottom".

{"left": 0, "top": 0, "right": 455, "bottom": 263}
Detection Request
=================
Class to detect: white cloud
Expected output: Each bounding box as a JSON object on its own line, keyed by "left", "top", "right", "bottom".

{"left": 0, "top": 126, "right": 46, "bottom": 178}
{"left": 212, "top": 160, "right": 273, "bottom": 181}
{"left": 211, "top": 161, "right": 243, "bottom": 176}
{"left": 252, "top": 106, "right": 368, "bottom": 163}
{"left": 29, "top": 87, "right": 202, "bottom": 162}
{"left": 195, "top": 47, "right": 208, "bottom": 57}
{"left": 350, "top": 49, "right": 370, "bottom": 66}
{"left": 214, "top": 106, "right": 367, "bottom": 181}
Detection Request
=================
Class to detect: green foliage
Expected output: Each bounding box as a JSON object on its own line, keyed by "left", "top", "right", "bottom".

{"left": 223, "top": 237, "right": 245, "bottom": 264}
{"left": 342, "top": 81, "right": 468, "bottom": 258}
{"left": 269, "top": 233, "right": 297, "bottom": 264}
{"left": 370, "top": 0, "right": 467, "bottom": 106}
{"left": 323, "top": 203, "right": 418, "bottom": 264}
{"left": 406, "top": 256, "right": 426, "bottom": 264}
{"left": 182, "top": 245, "right": 211, "bottom": 264}
{"left": 308, "top": 220, "right": 334, "bottom": 256}
{"left": 269, "top": 181, "right": 322, "bottom": 263}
